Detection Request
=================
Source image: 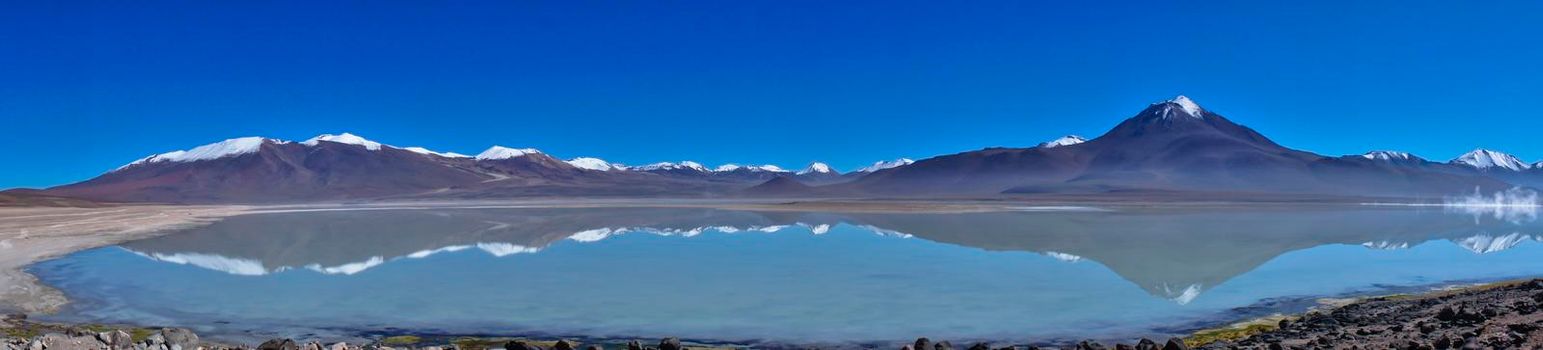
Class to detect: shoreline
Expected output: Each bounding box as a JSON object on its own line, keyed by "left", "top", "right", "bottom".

{"left": 0, "top": 205, "right": 249, "bottom": 314}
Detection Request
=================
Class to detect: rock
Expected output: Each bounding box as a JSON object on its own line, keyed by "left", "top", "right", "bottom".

{"left": 585, "top": 346, "right": 603, "bottom": 350}
{"left": 1436, "top": 306, "right": 1459, "bottom": 321}
{"left": 1459, "top": 336, "right": 1482, "bottom": 350}
{"left": 657, "top": 338, "right": 681, "bottom": 350}
{"left": 143, "top": 333, "right": 167, "bottom": 347}
{"left": 901, "top": 346, "right": 914, "bottom": 350}
{"left": 160, "top": 329, "right": 199, "bottom": 349}
{"left": 1076, "top": 341, "right": 1105, "bottom": 350}
{"left": 553, "top": 340, "right": 576, "bottom": 350}
{"left": 505, "top": 341, "right": 542, "bottom": 350}
{"left": 934, "top": 341, "right": 953, "bottom": 350}
{"left": 258, "top": 339, "right": 299, "bottom": 350}
{"left": 967, "top": 343, "right": 990, "bottom": 350}
{"left": 328, "top": 343, "right": 350, "bottom": 350}
{"left": 914, "top": 338, "right": 931, "bottom": 350}
{"left": 1114, "top": 344, "right": 1133, "bottom": 350}
{"left": 1134, "top": 339, "right": 1158, "bottom": 350}
{"left": 302, "top": 342, "right": 323, "bottom": 350}
{"left": 38, "top": 333, "right": 107, "bottom": 350}
{"left": 422, "top": 347, "right": 443, "bottom": 350}
{"left": 1161, "top": 338, "right": 1187, "bottom": 350}
{"left": 625, "top": 341, "right": 643, "bottom": 350}
{"left": 97, "top": 330, "right": 134, "bottom": 349}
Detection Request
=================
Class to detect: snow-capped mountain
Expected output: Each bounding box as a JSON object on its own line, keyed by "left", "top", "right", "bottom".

{"left": 637, "top": 161, "right": 709, "bottom": 172}
{"left": 713, "top": 164, "right": 788, "bottom": 173}
{"left": 1452, "top": 149, "right": 1533, "bottom": 171}
{"left": 565, "top": 157, "right": 625, "bottom": 171}
{"left": 797, "top": 162, "right": 835, "bottom": 175}
{"left": 475, "top": 146, "right": 544, "bottom": 160}
{"left": 302, "top": 133, "right": 383, "bottom": 150}
{"left": 842, "top": 95, "right": 1510, "bottom": 196}
{"left": 853, "top": 158, "right": 915, "bottom": 173}
{"left": 1360, "top": 151, "right": 1420, "bottom": 162}
{"left": 1154, "top": 95, "right": 1205, "bottom": 119}
{"left": 790, "top": 162, "right": 849, "bottom": 185}
{"left": 1038, "top": 135, "right": 1087, "bottom": 148}
{"left": 403, "top": 147, "right": 470, "bottom": 158}
{"left": 118, "top": 137, "right": 279, "bottom": 170}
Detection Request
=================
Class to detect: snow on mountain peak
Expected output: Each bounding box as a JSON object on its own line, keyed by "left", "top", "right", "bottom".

{"left": 1452, "top": 149, "right": 1531, "bottom": 171}
{"left": 714, "top": 164, "right": 788, "bottom": 172}
{"left": 403, "top": 147, "right": 470, "bottom": 158}
{"left": 639, "top": 161, "right": 709, "bottom": 172}
{"left": 751, "top": 164, "right": 787, "bottom": 172}
{"left": 302, "top": 133, "right": 383, "bottom": 150}
{"left": 566, "top": 157, "right": 623, "bottom": 171}
{"left": 119, "top": 137, "right": 275, "bottom": 170}
{"left": 475, "top": 146, "right": 543, "bottom": 160}
{"left": 1360, "top": 150, "right": 1419, "bottom": 161}
{"left": 855, "top": 158, "right": 915, "bottom": 173}
{"left": 1154, "top": 95, "right": 1205, "bottom": 119}
{"left": 1038, "top": 135, "right": 1087, "bottom": 148}
{"left": 798, "top": 162, "right": 835, "bottom": 175}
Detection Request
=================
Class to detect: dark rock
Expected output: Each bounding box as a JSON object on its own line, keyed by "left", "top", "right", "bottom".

{"left": 553, "top": 340, "right": 575, "bottom": 350}
{"left": 1076, "top": 341, "right": 1106, "bottom": 350}
{"left": 1161, "top": 338, "right": 1187, "bottom": 350}
{"left": 1436, "top": 306, "right": 1459, "bottom": 321}
{"left": 259, "top": 339, "right": 299, "bottom": 350}
{"left": 505, "top": 341, "right": 539, "bottom": 350}
{"left": 1134, "top": 338, "right": 1158, "bottom": 350}
{"left": 658, "top": 338, "right": 681, "bottom": 350}
{"left": 967, "top": 343, "right": 989, "bottom": 350}
{"left": 914, "top": 338, "right": 931, "bottom": 350}
{"left": 1114, "top": 344, "right": 1133, "bottom": 350}
{"left": 934, "top": 341, "right": 953, "bottom": 350}
{"left": 626, "top": 340, "right": 643, "bottom": 350}
{"left": 586, "top": 346, "right": 603, "bottom": 350}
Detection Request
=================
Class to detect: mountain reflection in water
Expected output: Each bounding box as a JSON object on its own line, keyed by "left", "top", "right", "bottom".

{"left": 118, "top": 206, "right": 1540, "bottom": 303}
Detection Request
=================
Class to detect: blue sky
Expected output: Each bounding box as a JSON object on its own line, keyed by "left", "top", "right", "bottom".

{"left": 3, "top": 1, "right": 1542, "bottom": 188}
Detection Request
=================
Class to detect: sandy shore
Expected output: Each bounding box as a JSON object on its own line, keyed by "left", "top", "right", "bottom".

{"left": 0, "top": 205, "right": 249, "bottom": 313}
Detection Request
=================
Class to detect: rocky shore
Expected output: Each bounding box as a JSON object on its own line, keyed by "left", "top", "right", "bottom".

{"left": 4, "top": 279, "right": 1541, "bottom": 350}
{"left": 1194, "top": 279, "right": 1543, "bottom": 349}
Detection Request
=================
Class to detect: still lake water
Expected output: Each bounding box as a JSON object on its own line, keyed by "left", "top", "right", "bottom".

{"left": 28, "top": 205, "right": 1543, "bottom": 345}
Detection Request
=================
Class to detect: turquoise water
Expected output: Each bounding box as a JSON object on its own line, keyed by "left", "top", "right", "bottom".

{"left": 28, "top": 206, "right": 1543, "bottom": 345}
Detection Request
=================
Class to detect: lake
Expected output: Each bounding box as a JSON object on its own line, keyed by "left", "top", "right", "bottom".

{"left": 27, "top": 205, "right": 1543, "bottom": 346}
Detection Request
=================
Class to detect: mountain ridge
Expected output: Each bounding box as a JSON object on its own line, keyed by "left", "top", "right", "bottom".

{"left": 31, "top": 96, "right": 1543, "bottom": 203}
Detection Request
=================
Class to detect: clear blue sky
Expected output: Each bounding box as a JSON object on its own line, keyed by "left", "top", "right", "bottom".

{"left": 4, "top": 1, "right": 1542, "bottom": 188}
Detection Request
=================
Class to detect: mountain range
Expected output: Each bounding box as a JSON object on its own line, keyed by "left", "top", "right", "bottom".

{"left": 19, "top": 96, "right": 1543, "bottom": 203}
